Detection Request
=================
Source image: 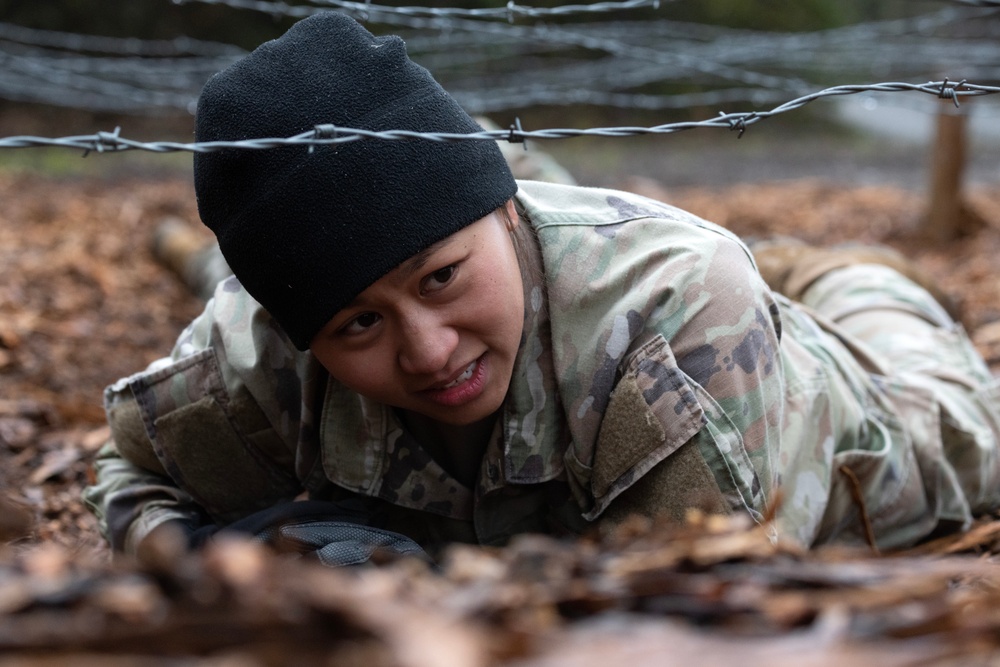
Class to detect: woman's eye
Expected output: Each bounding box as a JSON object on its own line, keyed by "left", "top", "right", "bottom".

{"left": 424, "top": 265, "right": 456, "bottom": 291}
{"left": 341, "top": 312, "right": 381, "bottom": 335}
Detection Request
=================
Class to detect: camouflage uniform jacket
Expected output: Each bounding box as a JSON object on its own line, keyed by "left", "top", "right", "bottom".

{"left": 84, "top": 180, "right": 993, "bottom": 554}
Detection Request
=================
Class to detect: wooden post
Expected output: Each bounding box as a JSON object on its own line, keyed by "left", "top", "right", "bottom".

{"left": 921, "top": 97, "right": 983, "bottom": 241}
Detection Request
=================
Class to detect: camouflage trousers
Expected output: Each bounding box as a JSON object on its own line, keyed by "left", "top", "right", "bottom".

{"left": 786, "top": 261, "right": 1000, "bottom": 547}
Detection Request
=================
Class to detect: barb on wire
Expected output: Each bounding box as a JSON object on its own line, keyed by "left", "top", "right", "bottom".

{"left": 172, "top": 0, "right": 666, "bottom": 21}
{"left": 937, "top": 77, "right": 968, "bottom": 107}
{"left": 2, "top": 79, "right": 997, "bottom": 153}
{"left": 82, "top": 127, "right": 123, "bottom": 157}
{"left": 720, "top": 111, "right": 757, "bottom": 138}
{"left": 508, "top": 117, "right": 526, "bottom": 149}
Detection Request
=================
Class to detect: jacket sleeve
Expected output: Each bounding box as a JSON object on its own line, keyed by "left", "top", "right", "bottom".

{"left": 83, "top": 440, "right": 207, "bottom": 553}
{"left": 533, "top": 192, "right": 784, "bottom": 525}
{"left": 83, "top": 277, "right": 312, "bottom": 553}
{"left": 83, "top": 350, "right": 215, "bottom": 553}
{"left": 596, "top": 232, "right": 783, "bottom": 525}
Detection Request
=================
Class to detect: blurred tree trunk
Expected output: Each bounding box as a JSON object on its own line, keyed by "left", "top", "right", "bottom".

{"left": 921, "top": 98, "right": 985, "bottom": 241}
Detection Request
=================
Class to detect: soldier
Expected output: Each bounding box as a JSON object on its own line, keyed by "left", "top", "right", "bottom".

{"left": 84, "top": 12, "right": 1000, "bottom": 565}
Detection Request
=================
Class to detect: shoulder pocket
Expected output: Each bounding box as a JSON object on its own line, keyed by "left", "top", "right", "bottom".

{"left": 584, "top": 336, "right": 705, "bottom": 519}
{"left": 586, "top": 335, "right": 769, "bottom": 522}
{"left": 130, "top": 348, "right": 300, "bottom": 523}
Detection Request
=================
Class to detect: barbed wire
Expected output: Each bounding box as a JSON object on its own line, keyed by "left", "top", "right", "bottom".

{"left": 141, "top": 3, "right": 810, "bottom": 91}
{"left": 0, "top": 52, "right": 210, "bottom": 113}
{"left": 0, "top": 80, "right": 995, "bottom": 154}
{"left": 437, "top": 19, "right": 807, "bottom": 91}
{"left": 0, "top": 4, "right": 996, "bottom": 115}
{"left": 420, "top": 7, "right": 1000, "bottom": 113}
{"left": 0, "top": 21, "right": 244, "bottom": 57}
{"left": 454, "top": 86, "right": 790, "bottom": 113}
{"left": 418, "top": 4, "right": 996, "bottom": 118}
{"left": 0, "top": 46, "right": 230, "bottom": 113}
{"left": 175, "top": 0, "right": 1000, "bottom": 18}
{"left": 0, "top": 0, "right": 1000, "bottom": 114}
{"left": 171, "top": 0, "right": 666, "bottom": 21}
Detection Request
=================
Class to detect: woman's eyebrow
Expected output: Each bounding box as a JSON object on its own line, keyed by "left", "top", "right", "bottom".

{"left": 399, "top": 236, "right": 455, "bottom": 279}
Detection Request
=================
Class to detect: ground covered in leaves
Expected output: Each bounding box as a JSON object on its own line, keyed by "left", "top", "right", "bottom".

{"left": 3, "top": 168, "right": 1000, "bottom": 664}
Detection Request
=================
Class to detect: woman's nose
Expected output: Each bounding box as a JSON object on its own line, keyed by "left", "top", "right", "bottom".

{"left": 397, "top": 311, "right": 459, "bottom": 376}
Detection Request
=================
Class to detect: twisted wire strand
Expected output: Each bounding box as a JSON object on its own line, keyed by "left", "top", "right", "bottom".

{"left": 1, "top": 80, "right": 995, "bottom": 153}
{"left": 0, "top": 4, "right": 995, "bottom": 114}
{"left": 173, "top": 0, "right": 1000, "bottom": 18}
{"left": 342, "top": 11, "right": 810, "bottom": 91}
{"left": 172, "top": 0, "right": 666, "bottom": 21}
{"left": 0, "top": 20, "right": 244, "bottom": 57}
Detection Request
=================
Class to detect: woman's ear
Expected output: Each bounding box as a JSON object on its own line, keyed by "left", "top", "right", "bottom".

{"left": 503, "top": 199, "right": 519, "bottom": 231}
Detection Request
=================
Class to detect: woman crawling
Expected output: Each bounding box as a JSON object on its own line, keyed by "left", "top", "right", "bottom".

{"left": 85, "top": 12, "right": 1000, "bottom": 565}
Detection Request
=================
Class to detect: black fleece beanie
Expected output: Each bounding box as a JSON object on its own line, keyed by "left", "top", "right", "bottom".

{"left": 193, "top": 12, "right": 517, "bottom": 350}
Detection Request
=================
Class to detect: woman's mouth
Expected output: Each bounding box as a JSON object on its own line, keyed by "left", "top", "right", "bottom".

{"left": 441, "top": 360, "right": 477, "bottom": 389}
{"left": 422, "top": 354, "right": 489, "bottom": 407}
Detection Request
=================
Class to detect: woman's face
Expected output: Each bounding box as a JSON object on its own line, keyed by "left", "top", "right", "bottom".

{"left": 310, "top": 201, "right": 525, "bottom": 426}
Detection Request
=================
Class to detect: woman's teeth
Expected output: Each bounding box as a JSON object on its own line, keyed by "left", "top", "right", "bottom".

{"left": 442, "top": 361, "right": 476, "bottom": 388}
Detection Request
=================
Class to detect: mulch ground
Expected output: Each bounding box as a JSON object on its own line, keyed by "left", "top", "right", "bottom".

{"left": 3, "top": 170, "right": 1000, "bottom": 664}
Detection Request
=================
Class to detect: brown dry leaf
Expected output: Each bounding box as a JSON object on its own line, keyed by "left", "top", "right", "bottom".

{"left": 80, "top": 426, "right": 111, "bottom": 453}
{"left": 0, "top": 494, "right": 32, "bottom": 542}
{"left": 517, "top": 614, "right": 970, "bottom": 667}
{"left": 899, "top": 517, "right": 1000, "bottom": 556}
{"left": 28, "top": 446, "right": 84, "bottom": 485}
{"left": 0, "top": 417, "right": 38, "bottom": 452}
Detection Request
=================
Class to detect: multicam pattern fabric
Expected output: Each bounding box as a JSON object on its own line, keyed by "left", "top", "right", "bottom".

{"left": 777, "top": 264, "right": 1000, "bottom": 547}
{"left": 84, "top": 181, "right": 1000, "bottom": 554}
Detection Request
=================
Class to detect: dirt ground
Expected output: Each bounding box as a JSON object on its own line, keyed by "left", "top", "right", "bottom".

{"left": 3, "top": 166, "right": 1000, "bottom": 663}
